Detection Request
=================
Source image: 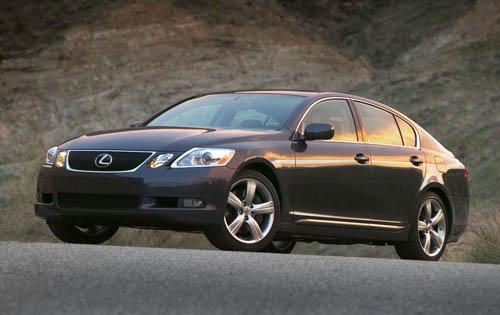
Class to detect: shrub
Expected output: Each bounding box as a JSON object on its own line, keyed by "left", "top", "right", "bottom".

{"left": 465, "top": 208, "right": 500, "bottom": 264}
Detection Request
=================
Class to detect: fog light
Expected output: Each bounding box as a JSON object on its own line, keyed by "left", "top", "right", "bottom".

{"left": 182, "top": 198, "right": 204, "bottom": 208}
{"left": 148, "top": 153, "right": 174, "bottom": 168}
{"left": 55, "top": 151, "right": 67, "bottom": 168}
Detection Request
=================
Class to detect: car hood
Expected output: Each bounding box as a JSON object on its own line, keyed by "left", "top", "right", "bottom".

{"left": 60, "top": 127, "right": 283, "bottom": 152}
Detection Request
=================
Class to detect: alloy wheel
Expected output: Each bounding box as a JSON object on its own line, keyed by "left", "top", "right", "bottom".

{"left": 225, "top": 177, "right": 275, "bottom": 244}
{"left": 418, "top": 199, "right": 446, "bottom": 257}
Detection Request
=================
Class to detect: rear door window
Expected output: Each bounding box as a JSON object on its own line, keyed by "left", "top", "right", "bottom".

{"left": 355, "top": 102, "right": 403, "bottom": 146}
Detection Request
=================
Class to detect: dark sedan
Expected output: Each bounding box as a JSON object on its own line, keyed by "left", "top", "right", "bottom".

{"left": 35, "top": 91, "right": 469, "bottom": 260}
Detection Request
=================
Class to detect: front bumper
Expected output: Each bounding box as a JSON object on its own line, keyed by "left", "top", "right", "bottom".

{"left": 35, "top": 164, "right": 235, "bottom": 230}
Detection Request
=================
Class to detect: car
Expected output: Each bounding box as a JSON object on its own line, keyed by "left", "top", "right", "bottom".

{"left": 35, "top": 91, "right": 469, "bottom": 260}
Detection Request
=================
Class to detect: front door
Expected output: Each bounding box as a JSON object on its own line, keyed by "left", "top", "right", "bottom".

{"left": 292, "top": 99, "right": 371, "bottom": 222}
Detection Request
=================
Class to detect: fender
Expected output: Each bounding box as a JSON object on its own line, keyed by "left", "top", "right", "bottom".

{"left": 232, "top": 156, "right": 292, "bottom": 217}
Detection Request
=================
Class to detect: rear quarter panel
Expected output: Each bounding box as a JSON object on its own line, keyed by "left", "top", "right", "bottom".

{"left": 419, "top": 127, "right": 470, "bottom": 242}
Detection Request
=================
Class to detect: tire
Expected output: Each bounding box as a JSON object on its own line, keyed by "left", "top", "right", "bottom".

{"left": 395, "top": 192, "right": 448, "bottom": 261}
{"left": 47, "top": 221, "right": 119, "bottom": 244}
{"left": 205, "top": 169, "right": 281, "bottom": 251}
{"left": 261, "top": 240, "right": 296, "bottom": 254}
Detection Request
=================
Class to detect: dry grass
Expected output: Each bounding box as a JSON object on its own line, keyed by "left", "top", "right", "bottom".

{"left": 0, "top": 161, "right": 51, "bottom": 242}
{"left": 464, "top": 208, "right": 500, "bottom": 264}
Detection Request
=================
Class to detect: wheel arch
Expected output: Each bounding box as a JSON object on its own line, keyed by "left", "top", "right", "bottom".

{"left": 420, "top": 183, "right": 454, "bottom": 229}
{"left": 234, "top": 157, "right": 283, "bottom": 209}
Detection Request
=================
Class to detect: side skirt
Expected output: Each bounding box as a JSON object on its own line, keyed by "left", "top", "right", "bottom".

{"left": 278, "top": 211, "right": 410, "bottom": 243}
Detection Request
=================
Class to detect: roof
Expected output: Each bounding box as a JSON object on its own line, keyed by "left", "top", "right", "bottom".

{"left": 234, "top": 90, "right": 365, "bottom": 100}
{"left": 235, "top": 90, "right": 324, "bottom": 97}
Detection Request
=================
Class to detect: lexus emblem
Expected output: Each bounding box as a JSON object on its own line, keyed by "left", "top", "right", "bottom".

{"left": 95, "top": 153, "right": 113, "bottom": 168}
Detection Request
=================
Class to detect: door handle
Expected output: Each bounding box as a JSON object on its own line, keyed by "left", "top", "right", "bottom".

{"left": 354, "top": 153, "right": 369, "bottom": 164}
{"left": 410, "top": 156, "right": 423, "bottom": 166}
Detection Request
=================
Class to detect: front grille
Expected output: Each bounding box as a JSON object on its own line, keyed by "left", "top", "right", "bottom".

{"left": 58, "top": 193, "right": 139, "bottom": 210}
{"left": 67, "top": 151, "right": 153, "bottom": 172}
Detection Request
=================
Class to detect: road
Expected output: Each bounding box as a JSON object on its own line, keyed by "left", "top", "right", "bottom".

{"left": 1, "top": 242, "right": 499, "bottom": 314}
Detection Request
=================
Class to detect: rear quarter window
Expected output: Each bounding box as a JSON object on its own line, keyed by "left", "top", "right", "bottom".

{"left": 396, "top": 117, "right": 417, "bottom": 147}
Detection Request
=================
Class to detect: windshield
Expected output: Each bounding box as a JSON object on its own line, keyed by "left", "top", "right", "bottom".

{"left": 147, "top": 94, "right": 306, "bottom": 131}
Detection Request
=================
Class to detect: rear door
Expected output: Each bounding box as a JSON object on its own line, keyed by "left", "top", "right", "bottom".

{"left": 353, "top": 101, "right": 425, "bottom": 224}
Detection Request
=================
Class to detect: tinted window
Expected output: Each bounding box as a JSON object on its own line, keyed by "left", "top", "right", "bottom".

{"left": 301, "top": 99, "right": 357, "bottom": 141}
{"left": 396, "top": 117, "right": 417, "bottom": 147}
{"left": 355, "top": 102, "right": 402, "bottom": 146}
{"left": 147, "top": 94, "right": 305, "bottom": 131}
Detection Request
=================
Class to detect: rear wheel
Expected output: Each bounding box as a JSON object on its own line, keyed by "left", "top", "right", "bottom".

{"left": 205, "top": 170, "right": 280, "bottom": 251}
{"left": 47, "top": 221, "right": 118, "bottom": 244}
{"left": 395, "top": 192, "right": 448, "bottom": 261}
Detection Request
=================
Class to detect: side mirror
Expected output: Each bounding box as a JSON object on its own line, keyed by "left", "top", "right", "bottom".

{"left": 304, "top": 123, "right": 334, "bottom": 141}
{"left": 130, "top": 120, "right": 142, "bottom": 128}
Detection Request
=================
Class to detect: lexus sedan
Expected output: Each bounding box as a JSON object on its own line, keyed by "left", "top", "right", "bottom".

{"left": 35, "top": 91, "right": 469, "bottom": 260}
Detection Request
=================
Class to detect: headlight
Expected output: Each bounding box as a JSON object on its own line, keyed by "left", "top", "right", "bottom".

{"left": 148, "top": 153, "right": 174, "bottom": 168}
{"left": 45, "top": 146, "right": 58, "bottom": 165}
{"left": 171, "top": 148, "right": 235, "bottom": 168}
{"left": 55, "top": 151, "right": 67, "bottom": 168}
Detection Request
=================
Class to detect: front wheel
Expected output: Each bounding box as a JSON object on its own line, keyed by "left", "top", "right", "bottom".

{"left": 47, "top": 221, "right": 119, "bottom": 244}
{"left": 395, "top": 192, "right": 448, "bottom": 261}
{"left": 205, "top": 170, "right": 280, "bottom": 251}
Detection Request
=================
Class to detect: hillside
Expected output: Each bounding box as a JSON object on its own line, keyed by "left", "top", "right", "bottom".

{"left": 1, "top": 0, "right": 499, "bottom": 259}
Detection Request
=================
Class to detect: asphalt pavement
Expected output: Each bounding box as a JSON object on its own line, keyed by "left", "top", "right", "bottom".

{"left": 1, "top": 242, "right": 499, "bottom": 314}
